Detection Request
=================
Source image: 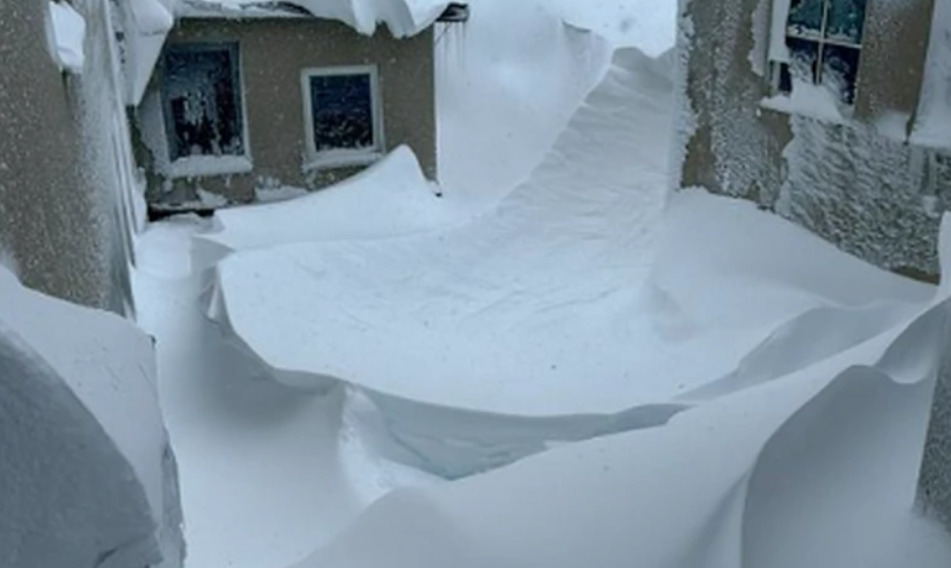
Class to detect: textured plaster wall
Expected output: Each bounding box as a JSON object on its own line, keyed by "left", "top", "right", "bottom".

{"left": 0, "top": 0, "right": 129, "bottom": 314}
{"left": 920, "top": 356, "right": 951, "bottom": 529}
{"left": 141, "top": 17, "right": 436, "bottom": 208}
{"left": 679, "top": 0, "right": 790, "bottom": 207}
{"left": 679, "top": 0, "right": 942, "bottom": 277}
{"left": 679, "top": 0, "right": 951, "bottom": 532}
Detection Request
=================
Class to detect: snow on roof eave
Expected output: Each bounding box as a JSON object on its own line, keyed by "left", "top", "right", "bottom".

{"left": 174, "top": 1, "right": 467, "bottom": 38}
{"left": 126, "top": 0, "right": 465, "bottom": 106}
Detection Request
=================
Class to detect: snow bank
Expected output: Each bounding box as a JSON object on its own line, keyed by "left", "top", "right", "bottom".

{"left": 192, "top": 146, "right": 456, "bottom": 270}
{"left": 45, "top": 0, "right": 86, "bottom": 73}
{"left": 294, "top": 286, "right": 951, "bottom": 568}
{"left": 548, "top": 0, "right": 677, "bottom": 55}
{"left": 293, "top": 216, "right": 951, "bottom": 566}
{"left": 0, "top": 267, "right": 183, "bottom": 567}
{"left": 436, "top": 4, "right": 615, "bottom": 208}
{"left": 206, "top": 47, "right": 934, "bottom": 479}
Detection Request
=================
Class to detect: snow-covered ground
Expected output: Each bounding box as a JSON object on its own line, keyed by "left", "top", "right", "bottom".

{"left": 129, "top": 1, "right": 951, "bottom": 567}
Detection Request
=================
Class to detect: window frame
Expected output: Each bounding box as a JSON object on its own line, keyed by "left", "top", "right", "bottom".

{"left": 300, "top": 64, "right": 385, "bottom": 170}
{"left": 768, "top": 0, "right": 866, "bottom": 107}
{"left": 160, "top": 41, "right": 252, "bottom": 178}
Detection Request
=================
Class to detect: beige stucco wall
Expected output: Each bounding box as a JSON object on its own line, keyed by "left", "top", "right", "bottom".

{"left": 139, "top": 17, "right": 436, "bottom": 209}
{"left": 0, "top": 0, "right": 131, "bottom": 314}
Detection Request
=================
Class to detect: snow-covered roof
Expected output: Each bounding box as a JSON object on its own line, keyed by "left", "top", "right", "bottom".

{"left": 121, "top": 0, "right": 466, "bottom": 106}
{"left": 175, "top": 0, "right": 463, "bottom": 36}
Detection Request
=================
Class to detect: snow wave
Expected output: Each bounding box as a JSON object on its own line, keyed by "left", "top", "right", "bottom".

{"left": 0, "top": 267, "right": 183, "bottom": 568}
{"left": 291, "top": 286, "right": 951, "bottom": 567}
{"left": 206, "top": 46, "right": 936, "bottom": 481}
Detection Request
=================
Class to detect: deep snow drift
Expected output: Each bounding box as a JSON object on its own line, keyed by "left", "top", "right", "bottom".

{"left": 206, "top": 46, "right": 935, "bottom": 479}
{"left": 295, "top": 266, "right": 951, "bottom": 568}
{"left": 0, "top": 266, "right": 183, "bottom": 568}
{"left": 130, "top": 0, "right": 951, "bottom": 565}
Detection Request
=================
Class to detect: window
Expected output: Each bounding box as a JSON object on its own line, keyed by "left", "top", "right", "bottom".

{"left": 301, "top": 65, "right": 384, "bottom": 168}
{"left": 772, "top": 0, "right": 866, "bottom": 105}
{"left": 161, "top": 43, "right": 246, "bottom": 164}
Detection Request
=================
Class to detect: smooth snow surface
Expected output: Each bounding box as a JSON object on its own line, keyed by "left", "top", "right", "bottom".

{"left": 135, "top": 217, "right": 441, "bottom": 568}
{"left": 0, "top": 267, "right": 183, "bottom": 568}
{"left": 45, "top": 0, "right": 86, "bottom": 73}
{"left": 131, "top": 0, "right": 951, "bottom": 565}
{"left": 192, "top": 147, "right": 457, "bottom": 269}
{"left": 296, "top": 285, "right": 951, "bottom": 568}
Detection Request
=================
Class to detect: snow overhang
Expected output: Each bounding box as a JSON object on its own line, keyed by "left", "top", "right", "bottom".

{"left": 172, "top": 0, "right": 466, "bottom": 36}
{"left": 122, "top": 0, "right": 175, "bottom": 106}
{"left": 123, "top": 0, "right": 468, "bottom": 106}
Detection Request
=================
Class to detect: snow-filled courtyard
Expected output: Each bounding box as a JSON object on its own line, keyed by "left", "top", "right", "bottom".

{"left": 7, "top": 0, "right": 951, "bottom": 567}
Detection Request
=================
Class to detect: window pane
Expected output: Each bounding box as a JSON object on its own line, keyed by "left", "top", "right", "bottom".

{"left": 825, "top": 0, "right": 866, "bottom": 43}
{"left": 309, "top": 73, "right": 375, "bottom": 152}
{"left": 786, "top": 37, "right": 820, "bottom": 84}
{"left": 163, "top": 45, "right": 244, "bottom": 161}
{"left": 822, "top": 45, "right": 860, "bottom": 104}
{"left": 787, "top": 0, "right": 824, "bottom": 38}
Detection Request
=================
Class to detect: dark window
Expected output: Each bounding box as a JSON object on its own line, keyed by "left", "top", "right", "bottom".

{"left": 161, "top": 43, "right": 244, "bottom": 161}
{"left": 306, "top": 70, "right": 379, "bottom": 154}
{"left": 783, "top": 0, "right": 865, "bottom": 105}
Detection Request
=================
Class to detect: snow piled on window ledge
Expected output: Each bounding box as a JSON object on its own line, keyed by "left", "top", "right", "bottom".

{"left": 760, "top": 81, "right": 848, "bottom": 125}
{"left": 168, "top": 155, "right": 253, "bottom": 178}
{"left": 302, "top": 150, "right": 384, "bottom": 172}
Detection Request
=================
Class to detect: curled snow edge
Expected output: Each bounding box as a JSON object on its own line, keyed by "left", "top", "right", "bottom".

{"left": 0, "top": 266, "right": 184, "bottom": 568}
{"left": 288, "top": 216, "right": 951, "bottom": 568}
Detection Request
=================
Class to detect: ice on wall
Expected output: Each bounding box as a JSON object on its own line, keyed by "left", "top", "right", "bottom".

{"left": 777, "top": 115, "right": 939, "bottom": 276}
{"left": 680, "top": 0, "right": 786, "bottom": 204}
{"left": 0, "top": 266, "right": 183, "bottom": 568}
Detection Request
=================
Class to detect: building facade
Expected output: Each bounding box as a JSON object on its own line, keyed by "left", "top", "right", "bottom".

{"left": 677, "top": 0, "right": 951, "bottom": 529}
{"left": 0, "top": 0, "right": 136, "bottom": 315}
{"left": 132, "top": 9, "right": 446, "bottom": 214}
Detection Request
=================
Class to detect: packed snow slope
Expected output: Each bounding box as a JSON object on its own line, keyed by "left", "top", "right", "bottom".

{"left": 192, "top": 147, "right": 461, "bottom": 269}
{"left": 210, "top": 47, "right": 929, "bottom": 415}
{"left": 134, "top": 217, "right": 442, "bottom": 568}
{"left": 207, "top": 46, "right": 935, "bottom": 480}
{"left": 0, "top": 266, "right": 183, "bottom": 568}
{"left": 294, "top": 240, "right": 951, "bottom": 567}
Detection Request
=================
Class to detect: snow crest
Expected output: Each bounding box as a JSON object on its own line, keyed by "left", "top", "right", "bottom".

{"left": 0, "top": 267, "right": 184, "bottom": 568}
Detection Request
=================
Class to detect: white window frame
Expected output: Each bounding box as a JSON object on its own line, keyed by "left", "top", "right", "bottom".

{"left": 300, "top": 65, "right": 385, "bottom": 170}
{"left": 767, "top": 0, "right": 865, "bottom": 106}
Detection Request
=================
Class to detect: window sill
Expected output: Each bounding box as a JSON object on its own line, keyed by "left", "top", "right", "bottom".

{"left": 168, "top": 155, "right": 254, "bottom": 179}
{"left": 759, "top": 92, "right": 849, "bottom": 125}
{"left": 302, "top": 150, "right": 384, "bottom": 172}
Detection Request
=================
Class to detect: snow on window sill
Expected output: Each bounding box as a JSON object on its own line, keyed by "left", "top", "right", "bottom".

{"left": 760, "top": 91, "right": 849, "bottom": 126}
{"left": 302, "top": 150, "right": 384, "bottom": 172}
{"left": 168, "top": 155, "right": 253, "bottom": 179}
